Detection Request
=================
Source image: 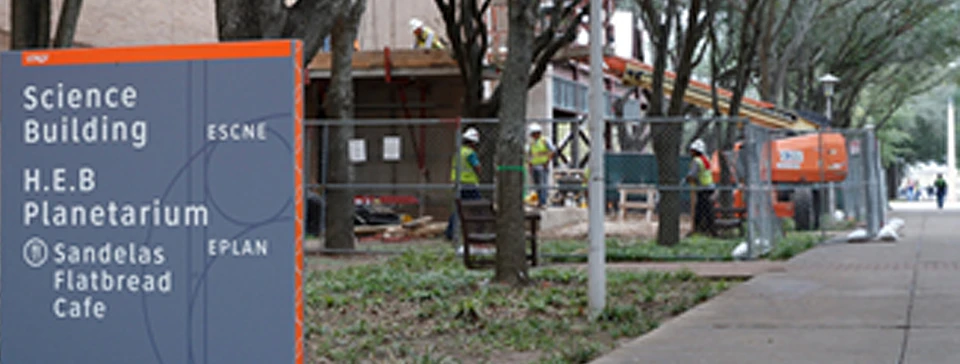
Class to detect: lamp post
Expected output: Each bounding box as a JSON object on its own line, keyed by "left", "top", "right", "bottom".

{"left": 819, "top": 74, "right": 840, "bottom": 226}
{"left": 948, "top": 95, "right": 956, "bottom": 202}
{"left": 819, "top": 74, "right": 839, "bottom": 122}
{"left": 587, "top": 0, "right": 606, "bottom": 319}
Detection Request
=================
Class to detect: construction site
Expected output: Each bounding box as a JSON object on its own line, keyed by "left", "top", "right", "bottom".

{"left": 301, "top": 1, "right": 881, "bottom": 251}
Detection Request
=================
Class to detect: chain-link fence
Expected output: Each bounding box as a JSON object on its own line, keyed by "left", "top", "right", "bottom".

{"left": 305, "top": 118, "right": 466, "bottom": 249}
{"left": 735, "top": 124, "right": 885, "bottom": 257}
{"left": 305, "top": 117, "right": 885, "bottom": 260}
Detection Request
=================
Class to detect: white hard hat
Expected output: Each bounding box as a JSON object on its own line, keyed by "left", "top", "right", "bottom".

{"left": 529, "top": 123, "right": 542, "bottom": 134}
{"left": 690, "top": 139, "right": 707, "bottom": 154}
{"left": 409, "top": 18, "right": 424, "bottom": 29}
{"left": 463, "top": 127, "right": 480, "bottom": 143}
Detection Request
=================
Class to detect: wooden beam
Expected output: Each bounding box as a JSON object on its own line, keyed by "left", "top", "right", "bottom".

{"left": 308, "top": 49, "right": 458, "bottom": 71}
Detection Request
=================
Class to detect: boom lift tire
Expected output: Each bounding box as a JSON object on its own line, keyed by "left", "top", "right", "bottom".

{"left": 794, "top": 187, "right": 816, "bottom": 231}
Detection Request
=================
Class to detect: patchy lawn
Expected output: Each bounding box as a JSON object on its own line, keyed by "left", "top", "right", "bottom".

{"left": 540, "top": 232, "right": 825, "bottom": 262}
{"left": 304, "top": 248, "right": 737, "bottom": 363}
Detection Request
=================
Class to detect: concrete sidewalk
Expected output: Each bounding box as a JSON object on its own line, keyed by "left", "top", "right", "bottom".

{"left": 592, "top": 208, "right": 959, "bottom": 364}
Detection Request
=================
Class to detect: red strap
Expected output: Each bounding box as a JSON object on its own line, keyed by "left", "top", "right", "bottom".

{"left": 699, "top": 155, "right": 711, "bottom": 170}
{"left": 383, "top": 47, "right": 392, "bottom": 83}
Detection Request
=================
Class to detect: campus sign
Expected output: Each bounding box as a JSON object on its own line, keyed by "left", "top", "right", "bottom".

{"left": 1, "top": 40, "right": 305, "bottom": 363}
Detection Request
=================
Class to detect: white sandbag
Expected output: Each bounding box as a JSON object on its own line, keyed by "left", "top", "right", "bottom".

{"left": 731, "top": 242, "right": 749, "bottom": 260}
{"left": 731, "top": 239, "right": 771, "bottom": 259}
{"left": 834, "top": 210, "right": 846, "bottom": 222}
{"left": 887, "top": 218, "right": 906, "bottom": 231}
{"left": 877, "top": 225, "right": 899, "bottom": 241}
{"left": 755, "top": 239, "right": 772, "bottom": 255}
{"left": 847, "top": 228, "right": 870, "bottom": 242}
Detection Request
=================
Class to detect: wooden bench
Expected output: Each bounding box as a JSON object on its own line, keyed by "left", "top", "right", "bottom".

{"left": 456, "top": 198, "right": 540, "bottom": 269}
{"left": 618, "top": 186, "right": 658, "bottom": 222}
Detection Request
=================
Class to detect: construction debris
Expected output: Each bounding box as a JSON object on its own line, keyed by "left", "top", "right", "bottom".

{"left": 353, "top": 216, "right": 446, "bottom": 240}
{"left": 402, "top": 216, "right": 434, "bottom": 229}
{"left": 411, "top": 222, "right": 447, "bottom": 238}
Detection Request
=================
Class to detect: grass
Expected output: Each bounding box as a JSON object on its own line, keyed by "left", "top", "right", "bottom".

{"left": 304, "top": 248, "right": 736, "bottom": 363}
{"left": 823, "top": 216, "right": 859, "bottom": 231}
{"left": 541, "top": 236, "right": 740, "bottom": 262}
{"left": 766, "top": 232, "right": 823, "bottom": 260}
{"left": 539, "top": 232, "right": 825, "bottom": 263}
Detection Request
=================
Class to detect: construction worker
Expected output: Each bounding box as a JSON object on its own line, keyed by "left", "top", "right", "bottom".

{"left": 935, "top": 173, "right": 948, "bottom": 209}
{"left": 686, "top": 139, "right": 716, "bottom": 236}
{"left": 445, "top": 127, "right": 483, "bottom": 240}
{"left": 410, "top": 18, "right": 445, "bottom": 50}
{"left": 527, "top": 124, "right": 556, "bottom": 208}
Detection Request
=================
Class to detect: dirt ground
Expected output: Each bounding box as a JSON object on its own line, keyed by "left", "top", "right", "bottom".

{"left": 541, "top": 215, "right": 695, "bottom": 240}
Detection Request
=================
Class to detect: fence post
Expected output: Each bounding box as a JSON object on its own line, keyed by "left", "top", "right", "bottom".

{"left": 843, "top": 131, "right": 859, "bottom": 223}
{"left": 863, "top": 125, "right": 881, "bottom": 236}
{"left": 320, "top": 124, "right": 330, "bottom": 238}
{"left": 875, "top": 134, "right": 888, "bottom": 227}
{"left": 744, "top": 124, "right": 772, "bottom": 259}
{"left": 304, "top": 125, "right": 312, "bottom": 239}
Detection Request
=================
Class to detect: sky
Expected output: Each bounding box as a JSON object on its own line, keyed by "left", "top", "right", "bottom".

{"left": 575, "top": 10, "right": 637, "bottom": 59}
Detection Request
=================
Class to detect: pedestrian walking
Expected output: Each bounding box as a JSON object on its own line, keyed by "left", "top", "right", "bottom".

{"left": 935, "top": 173, "right": 947, "bottom": 209}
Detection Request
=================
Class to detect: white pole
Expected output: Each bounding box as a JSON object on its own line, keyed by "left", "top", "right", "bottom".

{"left": 826, "top": 96, "right": 836, "bottom": 219}
{"left": 587, "top": 0, "right": 606, "bottom": 319}
{"left": 948, "top": 97, "right": 956, "bottom": 201}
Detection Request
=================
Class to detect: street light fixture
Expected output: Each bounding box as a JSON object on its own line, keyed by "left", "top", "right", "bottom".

{"left": 819, "top": 74, "right": 840, "bottom": 122}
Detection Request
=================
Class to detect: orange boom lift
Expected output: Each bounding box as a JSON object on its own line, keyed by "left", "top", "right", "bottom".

{"left": 603, "top": 55, "right": 848, "bottom": 230}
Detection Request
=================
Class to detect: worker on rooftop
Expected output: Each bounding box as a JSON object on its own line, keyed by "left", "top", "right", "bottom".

{"left": 410, "top": 18, "right": 445, "bottom": 50}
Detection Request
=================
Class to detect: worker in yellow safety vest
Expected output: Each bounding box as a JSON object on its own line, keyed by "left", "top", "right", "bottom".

{"left": 446, "top": 127, "right": 483, "bottom": 240}
{"left": 686, "top": 139, "right": 717, "bottom": 236}
{"left": 410, "top": 18, "right": 445, "bottom": 50}
{"left": 527, "top": 123, "right": 556, "bottom": 208}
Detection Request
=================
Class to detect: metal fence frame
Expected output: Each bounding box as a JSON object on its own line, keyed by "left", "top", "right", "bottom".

{"left": 304, "top": 117, "right": 886, "bottom": 259}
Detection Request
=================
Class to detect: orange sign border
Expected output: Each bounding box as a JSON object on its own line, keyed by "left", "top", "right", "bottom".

{"left": 21, "top": 40, "right": 293, "bottom": 66}
{"left": 291, "top": 40, "right": 305, "bottom": 364}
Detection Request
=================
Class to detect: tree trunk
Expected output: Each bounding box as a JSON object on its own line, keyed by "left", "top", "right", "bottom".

{"left": 493, "top": 0, "right": 536, "bottom": 286}
{"left": 12, "top": 0, "right": 84, "bottom": 50}
{"left": 649, "top": 0, "right": 713, "bottom": 246}
{"left": 52, "top": 0, "right": 83, "bottom": 48}
{"left": 653, "top": 124, "right": 682, "bottom": 246}
{"left": 719, "top": 0, "right": 763, "bottom": 216}
{"left": 12, "top": 0, "right": 50, "bottom": 49}
{"left": 641, "top": 0, "right": 676, "bottom": 246}
{"left": 323, "top": 1, "right": 367, "bottom": 250}
{"left": 36, "top": 0, "right": 51, "bottom": 47}
{"left": 215, "top": 0, "right": 264, "bottom": 40}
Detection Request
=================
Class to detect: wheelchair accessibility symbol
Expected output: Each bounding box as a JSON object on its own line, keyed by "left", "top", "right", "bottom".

{"left": 23, "top": 237, "right": 48, "bottom": 268}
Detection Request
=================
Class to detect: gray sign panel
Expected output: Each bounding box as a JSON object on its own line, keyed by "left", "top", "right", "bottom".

{"left": 1, "top": 40, "right": 304, "bottom": 364}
